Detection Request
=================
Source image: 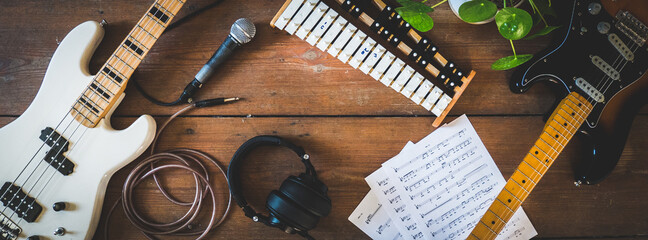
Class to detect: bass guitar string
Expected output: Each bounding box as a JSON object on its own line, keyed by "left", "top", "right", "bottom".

{"left": 0, "top": 0, "right": 176, "bottom": 223}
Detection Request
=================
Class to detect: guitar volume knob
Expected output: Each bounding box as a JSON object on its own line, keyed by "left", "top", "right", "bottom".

{"left": 52, "top": 202, "right": 67, "bottom": 211}
{"left": 588, "top": 3, "right": 601, "bottom": 15}
{"left": 597, "top": 22, "right": 611, "bottom": 34}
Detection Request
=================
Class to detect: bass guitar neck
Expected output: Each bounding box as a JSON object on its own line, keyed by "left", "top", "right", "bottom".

{"left": 468, "top": 92, "right": 593, "bottom": 240}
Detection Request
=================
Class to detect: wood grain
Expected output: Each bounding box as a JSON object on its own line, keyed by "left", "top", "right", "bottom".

{"left": 0, "top": 0, "right": 647, "bottom": 239}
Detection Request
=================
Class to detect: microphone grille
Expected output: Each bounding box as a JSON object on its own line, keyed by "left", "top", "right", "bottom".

{"left": 230, "top": 18, "right": 256, "bottom": 45}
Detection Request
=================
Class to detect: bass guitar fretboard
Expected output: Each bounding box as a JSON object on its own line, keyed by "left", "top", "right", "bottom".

{"left": 271, "top": 0, "right": 476, "bottom": 127}
{"left": 72, "top": 0, "right": 185, "bottom": 127}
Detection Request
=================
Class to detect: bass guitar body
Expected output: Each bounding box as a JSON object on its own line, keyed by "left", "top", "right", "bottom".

{"left": 511, "top": 0, "right": 648, "bottom": 185}
{"left": 0, "top": 21, "right": 155, "bottom": 239}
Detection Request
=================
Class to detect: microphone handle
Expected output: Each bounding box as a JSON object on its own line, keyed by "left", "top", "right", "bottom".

{"left": 194, "top": 35, "right": 240, "bottom": 84}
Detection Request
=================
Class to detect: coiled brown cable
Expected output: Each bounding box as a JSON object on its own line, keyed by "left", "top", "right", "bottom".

{"left": 105, "top": 104, "right": 232, "bottom": 239}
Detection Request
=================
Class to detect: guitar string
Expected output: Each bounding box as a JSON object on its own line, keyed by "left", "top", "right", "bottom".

{"left": 1, "top": 0, "right": 177, "bottom": 225}
{"left": 599, "top": 43, "right": 641, "bottom": 101}
{"left": 13, "top": 0, "right": 182, "bottom": 226}
{"left": 8, "top": 0, "right": 178, "bottom": 224}
{"left": 486, "top": 36, "right": 644, "bottom": 238}
{"left": 478, "top": 94, "right": 592, "bottom": 237}
{"left": 591, "top": 41, "right": 639, "bottom": 112}
{"left": 592, "top": 41, "right": 632, "bottom": 101}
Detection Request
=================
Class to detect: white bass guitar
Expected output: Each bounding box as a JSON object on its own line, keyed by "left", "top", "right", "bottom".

{"left": 0, "top": 0, "right": 185, "bottom": 239}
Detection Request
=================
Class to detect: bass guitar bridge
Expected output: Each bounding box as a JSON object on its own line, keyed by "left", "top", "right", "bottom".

{"left": 0, "top": 212, "right": 20, "bottom": 240}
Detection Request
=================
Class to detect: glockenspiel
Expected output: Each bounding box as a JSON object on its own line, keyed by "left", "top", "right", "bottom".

{"left": 271, "top": 0, "right": 476, "bottom": 127}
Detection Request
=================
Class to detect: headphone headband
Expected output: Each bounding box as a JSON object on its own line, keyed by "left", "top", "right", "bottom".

{"left": 227, "top": 136, "right": 315, "bottom": 209}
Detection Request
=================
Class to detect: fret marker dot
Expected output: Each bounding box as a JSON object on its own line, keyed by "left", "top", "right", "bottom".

{"left": 508, "top": 199, "right": 512, "bottom": 203}
{"left": 522, "top": 180, "right": 526, "bottom": 183}
{"left": 555, "top": 134, "right": 559, "bottom": 138}
{"left": 545, "top": 159, "right": 549, "bottom": 163}
{"left": 564, "top": 123, "right": 568, "bottom": 126}
{"left": 572, "top": 112, "right": 575, "bottom": 116}
{"left": 535, "top": 151, "right": 538, "bottom": 154}
{"left": 491, "top": 221, "right": 495, "bottom": 224}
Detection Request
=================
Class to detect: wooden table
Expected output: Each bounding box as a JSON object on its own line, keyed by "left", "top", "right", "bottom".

{"left": 1, "top": 0, "right": 647, "bottom": 239}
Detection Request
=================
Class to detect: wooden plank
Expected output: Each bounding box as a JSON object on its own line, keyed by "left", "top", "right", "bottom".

{"left": 4, "top": 0, "right": 638, "bottom": 117}
{"left": 72, "top": 116, "right": 648, "bottom": 239}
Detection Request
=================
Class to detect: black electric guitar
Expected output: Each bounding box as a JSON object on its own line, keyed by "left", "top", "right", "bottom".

{"left": 468, "top": 0, "right": 648, "bottom": 239}
{"left": 511, "top": 0, "right": 648, "bottom": 185}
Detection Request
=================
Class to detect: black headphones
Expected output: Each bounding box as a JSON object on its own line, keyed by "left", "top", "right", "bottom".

{"left": 227, "top": 136, "right": 332, "bottom": 239}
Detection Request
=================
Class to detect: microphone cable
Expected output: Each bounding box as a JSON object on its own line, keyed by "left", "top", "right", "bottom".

{"left": 104, "top": 2, "right": 247, "bottom": 239}
{"left": 129, "top": 0, "right": 226, "bottom": 106}
{"left": 104, "top": 99, "right": 239, "bottom": 240}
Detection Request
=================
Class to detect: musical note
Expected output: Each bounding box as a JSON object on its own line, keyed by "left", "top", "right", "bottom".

{"left": 359, "top": 116, "right": 537, "bottom": 240}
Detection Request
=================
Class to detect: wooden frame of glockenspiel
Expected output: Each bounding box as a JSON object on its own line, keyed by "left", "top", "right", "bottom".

{"left": 271, "top": 0, "right": 476, "bottom": 127}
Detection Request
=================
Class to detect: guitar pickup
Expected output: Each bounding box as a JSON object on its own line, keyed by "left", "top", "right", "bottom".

{"left": 0, "top": 182, "right": 43, "bottom": 223}
{"left": 591, "top": 55, "right": 620, "bottom": 80}
{"left": 39, "top": 127, "right": 75, "bottom": 176}
{"left": 608, "top": 33, "right": 634, "bottom": 61}
{"left": 575, "top": 77, "right": 604, "bottom": 103}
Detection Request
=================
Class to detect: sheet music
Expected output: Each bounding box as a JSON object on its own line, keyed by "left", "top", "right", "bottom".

{"left": 360, "top": 115, "right": 536, "bottom": 240}
{"left": 349, "top": 142, "right": 416, "bottom": 240}
{"left": 348, "top": 189, "right": 404, "bottom": 240}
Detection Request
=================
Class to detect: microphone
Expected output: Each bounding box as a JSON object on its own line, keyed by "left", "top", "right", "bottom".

{"left": 194, "top": 18, "right": 256, "bottom": 85}
{"left": 179, "top": 18, "right": 256, "bottom": 102}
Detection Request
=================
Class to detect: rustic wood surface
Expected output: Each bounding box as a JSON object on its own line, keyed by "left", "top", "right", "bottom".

{"left": 1, "top": 0, "right": 647, "bottom": 239}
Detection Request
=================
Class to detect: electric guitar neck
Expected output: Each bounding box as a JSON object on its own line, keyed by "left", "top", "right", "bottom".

{"left": 73, "top": 0, "right": 185, "bottom": 127}
{"left": 468, "top": 92, "right": 593, "bottom": 239}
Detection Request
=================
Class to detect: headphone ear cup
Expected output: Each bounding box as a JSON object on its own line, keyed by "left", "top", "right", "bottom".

{"left": 280, "top": 176, "right": 332, "bottom": 217}
{"left": 266, "top": 190, "right": 319, "bottom": 231}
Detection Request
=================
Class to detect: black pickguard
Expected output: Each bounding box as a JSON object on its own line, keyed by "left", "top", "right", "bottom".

{"left": 511, "top": 0, "right": 648, "bottom": 184}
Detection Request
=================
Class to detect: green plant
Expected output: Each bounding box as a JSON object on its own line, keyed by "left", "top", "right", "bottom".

{"left": 395, "top": 0, "right": 559, "bottom": 70}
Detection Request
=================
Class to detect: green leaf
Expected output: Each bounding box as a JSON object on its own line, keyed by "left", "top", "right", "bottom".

{"left": 495, "top": 8, "right": 533, "bottom": 40}
{"left": 396, "top": 0, "right": 434, "bottom": 13}
{"left": 395, "top": 0, "right": 434, "bottom": 32}
{"left": 458, "top": 0, "right": 497, "bottom": 23}
{"left": 491, "top": 54, "right": 533, "bottom": 70}
{"left": 525, "top": 25, "right": 560, "bottom": 40}
{"left": 533, "top": 0, "right": 557, "bottom": 18}
{"left": 396, "top": 9, "right": 435, "bottom": 32}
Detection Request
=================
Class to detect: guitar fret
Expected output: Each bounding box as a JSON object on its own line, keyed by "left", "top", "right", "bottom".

{"left": 112, "top": 55, "right": 135, "bottom": 70}
{"left": 514, "top": 168, "right": 536, "bottom": 184}
{"left": 123, "top": 39, "right": 145, "bottom": 56}
{"left": 509, "top": 177, "right": 530, "bottom": 194}
{"left": 149, "top": 5, "right": 171, "bottom": 23}
{"left": 496, "top": 189, "right": 522, "bottom": 210}
{"left": 130, "top": 26, "right": 157, "bottom": 50}
{"left": 538, "top": 132, "right": 562, "bottom": 153}
{"left": 477, "top": 221, "right": 498, "bottom": 236}
{"left": 510, "top": 170, "right": 534, "bottom": 191}
{"left": 139, "top": 16, "right": 165, "bottom": 36}
{"left": 483, "top": 209, "right": 507, "bottom": 231}
{"left": 70, "top": 107, "right": 95, "bottom": 125}
{"left": 102, "top": 66, "right": 125, "bottom": 84}
{"left": 548, "top": 120, "right": 570, "bottom": 139}
{"left": 89, "top": 82, "right": 112, "bottom": 101}
{"left": 470, "top": 92, "right": 594, "bottom": 239}
{"left": 69, "top": 0, "right": 185, "bottom": 128}
{"left": 519, "top": 160, "right": 542, "bottom": 182}
{"left": 78, "top": 96, "right": 102, "bottom": 114}
{"left": 525, "top": 153, "right": 548, "bottom": 173}
{"left": 82, "top": 88, "right": 110, "bottom": 108}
